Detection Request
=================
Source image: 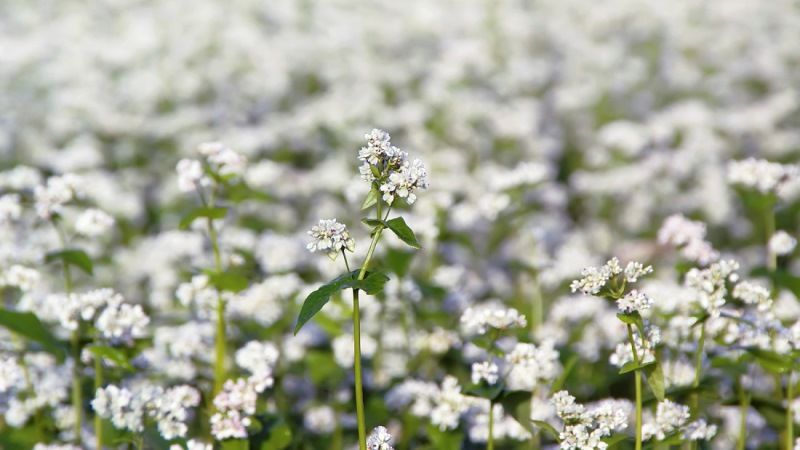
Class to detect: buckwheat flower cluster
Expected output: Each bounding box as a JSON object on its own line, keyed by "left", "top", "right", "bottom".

{"left": 684, "top": 259, "right": 739, "bottom": 317}
{"left": 0, "top": 265, "right": 41, "bottom": 292}
{"left": 732, "top": 281, "right": 773, "bottom": 312}
{"left": 460, "top": 303, "right": 527, "bottom": 335}
{"left": 551, "top": 391, "right": 628, "bottom": 450}
{"left": 657, "top": 214, "right": 719, "bottom": 265}
{"left": 306, "top": 218, "right": 355, "bottom": 260}
{"left": 504, "top": 340, "right": 560, "bottom": 391}
{"left": 198, "top": 142, "right": 247, "bottom": 177}
{"left": 616, "top": 290, "right": 654, "bottom": 314}
{"left": 176, "top": 159, "right": 209, "bottom": 193}
{"left": 643, "top": 400, "right": 716, "bottom": 442}
{"left": 33, "top": 444, "right": 82, "bottom": 450}
{"left": 4, "top": 354, "right": 70, "bottom": 426}
{"left": 469, "top": 403, "right": 532, "bottom": 443}
{"left": 570, "top": 257, "right": 653, "bottom": 297}
{"left": 234, "top": 340, "right": 279, "bottom": 392}
{"left": 770, "top": 230, "right": 797, "bottom": 256}
{"left": 0, "top": 193, "right": 22, "bottom": 223}
{"left": 471, "top": 361, "right": 499, "bottom": 385}
{"left": 95, "top": 301, "right": 150, "bottom": 344}
{"left": 728, "top": 157, "right": 799, "bottom": 197}
{"left": 74, "top": 208, "right": 115, "bottom": 237}
{"left": 357, "top": 129, "right": 429, "bottom": 205}
{"left": 33, "top": 174, "right": 83, "bottom": 219}
{"left": 210, "top": 377, "right": 262, "bottom": 440}
{"left": 0, "top": 356, "right": 24, "bottom": 393}
{"left": 92, "top": 383, "right": 200, "bottom": 440}
{"left": 48, "top": 288, "right": 122, "bottom": 331}
{"left": 303, "top": 405, "right": 336, "bottom": 434}
{"left": 366, "top": 425, "right": 395, "bottom": 450}
{"left": 430, "top": 376, "right": 473, "bottom": 431}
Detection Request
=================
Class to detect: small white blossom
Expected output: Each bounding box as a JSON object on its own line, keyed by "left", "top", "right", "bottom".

{"left": 728, "top": 158, "right": 799, "bottom": 198}
{"left": 176, "top": 159, "right": 208, "bottom": 192}
{"left": 75, "top": 208, "right": 115, "bottom": 237}
{"left": 471, "top": 361, "right": 499, "bottom": 385}
{"left": 0, "top": 193, "right": 22, "bottom": 223}
{"left": 770, "top": 230, "right": 797, "bottom": 256}
{"left": 198, "top": 142, "right": 247, "bottom": 177}
{"left": 616, "top": 290, "right": 654, "bottom": 314}
{"left": 306, "top": 219, "right": 355, "bottom": 260}
{"left": 366, "top": 425, "right": 394, "bottom": 450}
{"left": 460, "top": 303, "right": 527, "bottom": 335}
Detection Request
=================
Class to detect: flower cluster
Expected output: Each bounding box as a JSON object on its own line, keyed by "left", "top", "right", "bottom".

{"left": 366, "top": 425, "right": 395, "bottom": 450}
{"left": 658, "top": 214, "right": 719, "bottom": 265}
{"left": 570, "top": 257, "right": 652, "bottom": 297}
{"left": 460, "top": 303, "right": 527, "bottom": 335}
{"left": 306, "top": 218, "right": 355, "bottom": 260}
{"left": 504, "top": 340, "right": 560, "bottom": 391}
{"left": 551, "top": 390, "right": 628, "bottom": 450}
{"left": 728, "top": 158, "right": 799, "bottom": 198}
{"left": 357, "top": 129, "right": 428, "bottom": 205}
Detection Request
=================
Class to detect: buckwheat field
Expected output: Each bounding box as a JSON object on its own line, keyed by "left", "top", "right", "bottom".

{"left": 2, "top": 1, "right": 800, "bottom": 449}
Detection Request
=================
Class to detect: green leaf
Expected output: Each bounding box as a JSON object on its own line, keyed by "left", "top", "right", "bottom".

{"left": 426, "top": 424, "right": 463, "bottom": 450}
{"left": 499, "top": 391, "right": 535, "bottom": 433}
{"left": 603, "top": 433, "right": 628, "bottom": 447}
{"left": 619, "top": 359, "right": 656, "bottom": 374}
{"left": 206, "top": 271, "right": 249, "bottom": 293}
{"left": 531, "top": 420, "right": 560, "bottom": 441}
{"left": 746, "top": 347, "right": 794, "bottom": 374}
{"left": 227, "top": 183, "right": 272, "bottom": 204}
{"left": 87, "top": 345, "right": 133, "bottom": 370}
{"left": 361, "top": 218, "right": 384, "bottom": 228}
{"left": 260, "top": 422, "right": 292, "bottom": 450}
{"left": 644, "top": 361, "right": 666, "bottom": 401}
{"left": 45, "top": 248, "right": 93, "bottom": 275}
{"left": 385, "top": 217, "right": 420, "bottom": 248}
{"left": 0, "top": 310, "right": 66, "bottom": 361}
{"left": 463, "top": 383, "right": 504, "bottom": 401}
{"left": 221, "top": 439, "right": 249, "bottom": 450}
{"left": 294, "top": 271, "right": 390, "bottom": 334}
{"left": 179, "top": 206, "right": 227, "bottom": 230}
{"left": 361, "top": 188, "right": 379, "bottom": 210}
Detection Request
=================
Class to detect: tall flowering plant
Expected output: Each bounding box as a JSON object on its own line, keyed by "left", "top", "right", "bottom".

{"left": 296, "top": 129, "right": 427, "bottom": 450}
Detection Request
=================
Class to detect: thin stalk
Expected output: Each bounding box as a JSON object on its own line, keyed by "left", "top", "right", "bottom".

{"left": 765, "top": 206, "right": 777, "bottom": 272}
{"left": 208, "top": 214, "right": 226, "bottom": 397}
{"left": 352, "top": 223, "right": 385, "bottom": 450}
{"left": 691, "top": 323, "right": 706, "bottom": 415}
{"left": 94, "top": 349, "right": 103, "bottom": 450}
{"left": 487, "top": 401, "right": 495, "bottom": 450}
{"left": 787, "top": 372, "right": 794, "bottom": 450}
{"left": 627, "top": 324, "right": 643, "bottom": 450}
{"left": 737, "top": 379, "right": 749, "bottom": 450}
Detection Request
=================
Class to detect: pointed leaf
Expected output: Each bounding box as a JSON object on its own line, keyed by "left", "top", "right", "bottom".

{"left": 45, "top": 248, "right": 93, "bottom": 275}
{"left": 179, "top": 206, "right": 227, "bottom": 230}
{"left": 294, "top": 271, "right": 390, "bottom": 334}
{"left": 499, "top": 390, "right": 535, "bottom": 433}
{"left": 87, "top": 345, "right": 133, "bottom": 370}
{"left": 385, "top": 217, "right": 420, "bottom": 249}
{"left": 361, "top": 188, "right": 379, "bottom": 210}
{"left": 619, "top": 359, "right": 656, "bottom": 374}
{"left": 531, "top": 420, "right": 560, "bottom": 441}
{"left": 0, "top": 310, "right": 66, "bottom": 361}
{"left": 260, "top": 421, "right": 292, "bottom": 450}
{"left": 206, "top": 271, "right": 249, "bottom": 293}
{"left": 644, "top": 361, "right": 665, "bottom": 401}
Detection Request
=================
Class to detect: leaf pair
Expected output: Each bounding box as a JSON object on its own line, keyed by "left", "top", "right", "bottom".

{"left": 294, "top": 270, "right": 389, "bottom": 334}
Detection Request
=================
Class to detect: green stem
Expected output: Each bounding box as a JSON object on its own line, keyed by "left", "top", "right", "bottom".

{"left": 208, "top": 214, "right": 226, "bottom": 397}
{"left": 691, "top": 323, "right": 706, "bottom": 416}
{"left": 787, "top": 372, "right": 794, "bottom": 450}
{"left": 530, "top": 272, "right": 542, "bottom": 336}
{"left": 352, "top": 220, "right": 385, "bottom": 450}
{"left": 627, "top": 325, "right": 642, "bottom": 450}
{"left": 95, "top": 349, "right": 103, "bottom": 450}
{"left": 765, "top": 206, "right": 777, "bottom": 272}
{"left": 737, "top": 379, "right": 749, "bottom": 450}
{"left": 71, "top": 329, "right": 82, "bottom": 444}
{"left": 487, "top": 401, "right": 495, "bottom": 450}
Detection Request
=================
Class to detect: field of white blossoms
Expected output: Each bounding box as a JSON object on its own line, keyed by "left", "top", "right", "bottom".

{"left": 2, "top": 0, "right": 800, "bottom": 449}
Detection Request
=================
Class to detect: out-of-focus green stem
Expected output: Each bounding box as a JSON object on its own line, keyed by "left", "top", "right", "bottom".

{"left": 487, "top": 401, "right": 495, "bottom": 450}
{"left": 208, "top": 214, "right": 226, "bottom": 397}
{"left": 627, "top": 324, "right": 642, "bottom": 450}
{"left": 94, "top": 348, "right": 103, "bottom": 450}
{"left": 787, "top": 372, "right": 794, "bottom": 450}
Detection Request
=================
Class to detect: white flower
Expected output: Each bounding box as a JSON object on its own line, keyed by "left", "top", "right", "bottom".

{"left": 504, "top": 341, "right": 560, "bottom": 391}
{"left": 471, "top": 361, "right": 499, "bottom": 385}
{"left": 34, "top": 174, "right": 83, "bottom": 219}
{"left": 0, "top": 265, "right": 41, "bottom": 292}
{"left": 616, "top": 290, "right": 654, "bottom": 314}
{"left": 732, "top": 281, "right": 773, "bottom": 312}
{"left": 728, "top": 157, "right": 799, "bottom": 197}
{"left": 366, "top": 425, "right": 395, "bottom": 450}
{"left": 570, "top": 257, "right": 652, "bottom": 296}
{"left": 658, "top": 214, "right": 718, "bottom": 265}
{"left": 306, "top": 219, "right": 355, "bottom": 260}
{"left": 75, "top": 208, "right": 115, "bottom": 237}
{"left": 684, "top": 259, "right": 740, "bottom": 317}
{"left": 176, "top": 159, "right": 208, "bottom": 192}
{"left": 460, "top": 303, "right": 527, "bottom": 335}
{"left": 380, "top": 158, "right": 429, "bottom": 205}
{"left": 0, "top": 193, "right": 22, "bottom": 223}
{"left": 770, "top": 230, "right": 797, "bottom": 256}
{"left": 303, "top": 405, "right": 336, "bottom": 434}
{"left": 642, "top": 400, "right": 690, "bottom": 441}
{"left": 198, "top": 142, "right": 247, "bottom": 177}
{"left": 95, "top": 301, "right": 150, "bottom": 344}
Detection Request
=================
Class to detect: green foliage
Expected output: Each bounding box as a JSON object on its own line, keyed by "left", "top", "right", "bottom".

{"left": 45, "top": 248, "right": 93, "bottom": 275}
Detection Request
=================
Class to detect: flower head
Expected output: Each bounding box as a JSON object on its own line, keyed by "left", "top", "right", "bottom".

{"left": 366, "top": 425, "right": 395, "bottom": 450}
{"left": 307, "top": 219, "right": 355, "bottom": 260}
